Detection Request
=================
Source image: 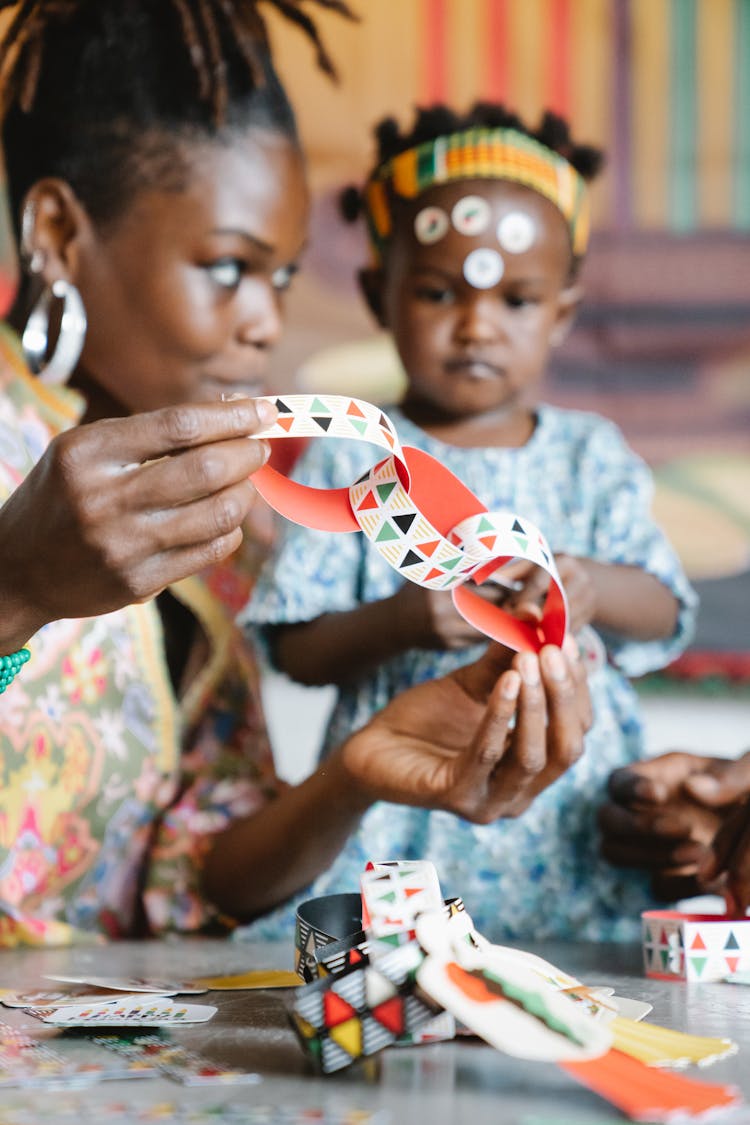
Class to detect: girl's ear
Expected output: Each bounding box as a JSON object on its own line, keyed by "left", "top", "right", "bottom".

{"left": 549, "top": 283, "right": 583, "bottom": 348}
{"left": 21, "top": 179, "right": 90, "bottom": 287}
{"left": 357, "top": 266, "right": 387, "bottom": 327}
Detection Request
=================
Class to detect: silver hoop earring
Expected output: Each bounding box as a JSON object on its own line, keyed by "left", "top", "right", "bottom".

{"left": 21, "top": 279, "right": 87, "bottom": 385}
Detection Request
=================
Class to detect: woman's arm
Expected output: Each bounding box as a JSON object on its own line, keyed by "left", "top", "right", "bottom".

{"left": 0, "top": 398, "right": 276, "bottom": 651}
{"left": 202, "top": 639, "right": 592, "bottom": 920}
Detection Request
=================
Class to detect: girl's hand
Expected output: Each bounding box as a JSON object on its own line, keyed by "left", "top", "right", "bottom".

{"left": 342, "top": 638, "right": 592, "bottom": 823}
{"left": 391, "top": 580, "right": 520, "bottom": 652}
{"left": 500, "top": 554, "right": 597, "bottom": 635}
{"left": 0, "top": 398, "right": 276, "bottom": 649}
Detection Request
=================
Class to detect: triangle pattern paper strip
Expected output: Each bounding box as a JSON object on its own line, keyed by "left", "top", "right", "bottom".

{"left": 252, "top": 394, "right": 567, "bottom": 653}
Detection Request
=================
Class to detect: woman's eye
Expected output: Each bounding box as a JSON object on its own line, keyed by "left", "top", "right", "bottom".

{"left": 271, "top": 263, "right": 298, "bottom": 292}
{"left": 207, "top": 259, "right": 243, "bottom": 289}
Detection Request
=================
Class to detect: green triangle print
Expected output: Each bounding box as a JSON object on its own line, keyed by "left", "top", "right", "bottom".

{"left": 513, "top": 535, "right": 528, "bottom": 552}
{"left": 660, "top": 949, "right": 670, "bottom": 970}
{"left": 725, "top": 931, "right": 740, "bottom": 950}
{"left": 311, "top": 397, "right": 331, "bottom": 414}
{"left": 689, "top": 956, "right": 708, "bottom": 978}
{"left": 376, "top": 482, "right": 397, "bottom": 503}
{"left": 376, "top": 890, "right": 397, "bottom": 904}
{"left": 348, "top": 418, "right": 368, "bottom": 436}
{"left": 477, "top": 516, "right": 495, "bottom": 533}
{"left": 375, "top": 522, "right": 399, "bottom": 543}
{"left": 442, "top": 556, "right": 463, "bottom": 570}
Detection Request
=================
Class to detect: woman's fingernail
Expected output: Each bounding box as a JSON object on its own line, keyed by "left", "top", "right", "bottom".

{"left": 545, "top": 646, "right": 567, "bottom": 681}
{"left": 256, "top": 399, "right": 278, "bottom": 426}
{"left": 562, "top": 634, "right": 581, "bottom": 662}
{"left": 500, "top": 670, "right": 521, "bottom": 700}
{"left": 518, "top": 652, "right": 540, "bottom": 686}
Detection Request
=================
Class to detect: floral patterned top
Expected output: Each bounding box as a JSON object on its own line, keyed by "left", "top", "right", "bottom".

{"left": 0, "top": 325, "right": 279, "bottom": 946}
{"left": 243, "top": 403, "right": 698, "bottom": 944}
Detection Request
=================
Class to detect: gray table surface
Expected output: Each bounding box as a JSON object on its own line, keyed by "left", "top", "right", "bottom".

{"left": 1, "top": 938, "right": 749, "bottom": 1124}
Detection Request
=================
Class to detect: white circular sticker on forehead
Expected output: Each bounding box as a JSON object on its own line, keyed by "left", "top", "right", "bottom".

{"left": 463, "top": 247, "right": 504, "bottom": 289}
{"left": 497, "top": 210, "right": 536, "bottom": 254}
{"left": 414, "top": 206, "right": 449, "bottom": 245}
{"left": 451, "top": 195, "right": 491, "bottom": 236}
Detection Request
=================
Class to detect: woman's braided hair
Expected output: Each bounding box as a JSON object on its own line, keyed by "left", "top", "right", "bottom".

{"left": 0, "top": 0, "right": 354, "bottom": 235}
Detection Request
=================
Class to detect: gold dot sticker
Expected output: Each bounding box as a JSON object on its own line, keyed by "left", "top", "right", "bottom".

{"left": 451, "top": 195, "right": 491, "bottom": 237}
{"left": 414, "top": 206, "right": 450, "bottom": 245}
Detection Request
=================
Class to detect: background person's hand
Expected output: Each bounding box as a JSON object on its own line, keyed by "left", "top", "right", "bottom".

{"left": 684, "top": 751, "right": 750, "bottom": 913}
{"left": 0, "top": 398, "right": 276, "bottom": 649}
{"left": 341, "top": 637, "right": 592, "bottom": 823}
{"left": 599, "top": 752, "right": 728, "bottom": 900}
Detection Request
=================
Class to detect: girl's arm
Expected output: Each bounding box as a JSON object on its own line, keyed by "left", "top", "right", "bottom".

{"left": 202, "top": 640, "right": 592, "bottom": 920}
{"left": 270, "top": 581, "right": 495, "bottom": 687}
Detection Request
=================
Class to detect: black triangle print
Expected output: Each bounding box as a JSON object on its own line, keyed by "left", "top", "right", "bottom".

{"left": 399, "top": 550, "right": 422, "bottom": 569}
{"left": 393, "top": 513, "right": 416, "bottom": 535}
{"left": 379, "top": 413, "right": 391, "bottom": 432}
{"left": 512, "top": 519, "right": 525, "bottom": 534}
{"left": 275, "top": 398, "right": 292, "bottom": 413}
{"left": 313, "top": 416, "right": 333, "bottom": 432}
{"left": 354, "top": 470, "right": 370, "bottom": 485}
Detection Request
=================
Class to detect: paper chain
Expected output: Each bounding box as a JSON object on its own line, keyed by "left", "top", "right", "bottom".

{"left": 252, "top": 395, "right": 567, "bottom": 652}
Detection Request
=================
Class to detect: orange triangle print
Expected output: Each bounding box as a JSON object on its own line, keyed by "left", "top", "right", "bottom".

{"left": 725, "top": 956, "right": 739, "bottom": 974}
{"left": 357, "top": 491, "right": 379, "bottom": 512}
{"left": 277, "top": 416, "right": 295, "bottom": 432}
{"left": 425, "top": 568, "right": 443, "bottom": 582}
{"left": 479, "top": 535, "right": 496, "bottom": 551}
{"left": 690, "top": 932, "right": 707, "bottom": 951}
{"left": 323, "top": 989, "right": 357, "bottom": 1028}
{"left": 347, "top": 400, "right": 366, "bottom": 418}
{"left": 417, "top": 540, "right": 440, "bottom": 557}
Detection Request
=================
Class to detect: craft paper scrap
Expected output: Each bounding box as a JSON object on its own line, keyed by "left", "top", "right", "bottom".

{"left": 252, "top": 394, "right": 567, "bottom": 652}
{"left": 30, "top": 998, "right": 216, "bottom": 1027}
{"left": 93, "top": 1034, "right": 261, "bottom": 1086}
{"left": 609, "top": 1018, "right": 737, "bottom": 1070}
{"left": 188, "top": 970, "right": 301, "bottom": 990}
{"left": 2, "top": 987, "right": 169, "bottom": 1009}
{"left": 44, "top": 974, "right": 207, "bottom": 995}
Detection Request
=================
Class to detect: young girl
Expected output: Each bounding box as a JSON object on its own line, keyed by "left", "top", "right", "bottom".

{"left": 246, "top": 104, "right": 697, "bottom": 942}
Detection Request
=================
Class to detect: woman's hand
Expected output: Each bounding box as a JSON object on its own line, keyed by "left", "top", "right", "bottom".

{"left": 341, "top": 638, "right": 592, "bottom": 823}
{"left": 684, "top": 751, "right": 750, "bottom": 913}
{"left": 0, "top": 398, "right": 276, "bottom": 649}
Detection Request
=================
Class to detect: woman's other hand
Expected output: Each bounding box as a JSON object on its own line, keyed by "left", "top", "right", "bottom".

{"left": 341, "top": 636, "right": 591, "bottom": 822}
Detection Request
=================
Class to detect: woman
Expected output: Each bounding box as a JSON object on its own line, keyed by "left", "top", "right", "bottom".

{"left": 0, "top": 0, "right": 591, "bottom": 946}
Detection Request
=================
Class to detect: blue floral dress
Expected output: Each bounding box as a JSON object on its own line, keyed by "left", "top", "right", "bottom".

{"left": 243, "top": 404, "right": 697, "bottom": 942}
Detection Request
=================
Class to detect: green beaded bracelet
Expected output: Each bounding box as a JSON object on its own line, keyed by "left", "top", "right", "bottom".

{"left": 0, "top": 647, "right": 31, "bottom": 694}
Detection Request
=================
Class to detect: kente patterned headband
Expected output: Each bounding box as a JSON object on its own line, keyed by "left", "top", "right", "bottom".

{"left": 362, "top": 126, "right": 590, "bottom": 261}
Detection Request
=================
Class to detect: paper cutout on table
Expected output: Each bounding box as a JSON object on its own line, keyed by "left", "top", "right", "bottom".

{"left": 30, "top": 998, "right": 216, "bottom": 1027}
{"left": 0, "top": 1096, "right": 390, "bottom": 1124}
{"left": 44, "top": 974, "right": 207, "bottom": 995}
{"left": 2, "top": 986, "right": 170, "bottom": 1009}
{"left": 641, "top": 910, "right": 750, "bottom": 982}
{"left": 609, "top": 1018, "right": 737, "bottom": 1069}
{"left": 93, "top": 1035, "right": 261, "bottom": 1086}
{"left": 252, "top": 394, "right": 567, "bottom": 653}
{"left": 187, "top": 970, "right": 300, "bottom": 990}
{"left": 561, "top": 1050, "right": 740, "bottom": 1122}
{"left": 0, "top": 1019, "right": 157, "bottom": 1089}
